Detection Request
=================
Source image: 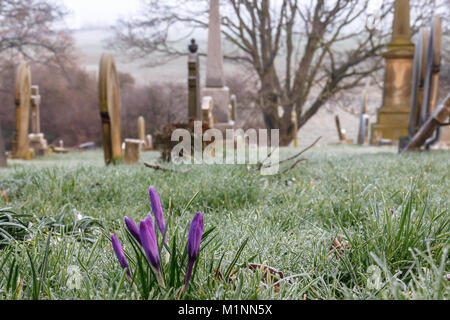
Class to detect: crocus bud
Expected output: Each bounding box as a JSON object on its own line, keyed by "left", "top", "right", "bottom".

{"left": 148, "top": 186, "right": 166, "bottom": 241}
{"left": 185, "top": 212, "right": 204, "bottom": 289}
{"left": 124, "top": 216, "right": 141, "bottom": 244}
{"left": 111, "top": 234, "right": 131, "bottom": 277}
{"left": 139, "top": 218, "right": 160, "bottom": 272}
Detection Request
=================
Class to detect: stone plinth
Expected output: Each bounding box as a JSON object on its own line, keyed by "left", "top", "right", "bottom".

{"left": 202, "top": 87, "right": 230, "bottom": 123}
{"left": 29, "top": 133, "right": 49, "bottom": 156}
{"left": 202, "top": 96, "right": 214, "bottom": 128}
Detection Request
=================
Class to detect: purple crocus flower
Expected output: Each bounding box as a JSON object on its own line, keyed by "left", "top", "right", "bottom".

{"left": 139, "top": 217, "right": 160, "bottom": 271}
{"left": 148, "top": 186, "right": 166, "bottom": 242}
{"left": 124, "top": 216, "right": 141, "bottom": 244}
{"left": 185, "top": 212, "right": 204, "bottom": 289}
{"left": 111, "top": 234, "right": 131, "bottom": 277}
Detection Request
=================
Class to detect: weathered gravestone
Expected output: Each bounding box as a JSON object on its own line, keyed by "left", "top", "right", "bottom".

{"left": 188, "top": 39, "right": 202, "bottom": 121}
{"left": 12, "top": 62, "right": 32, "bottom": 159}
{"left": 124, "top": 139, "right": 142, "bottom": 164}
{"left": 357, "top": 86, "right": 370, "bottom": 145}
{"left": 335, "top": 115, "right": 346, "bottom": 142}
{"left": 0, "top": 121, "right": 6, "bottom": 167}
{"left": 98, "top": 54, "right": 123, "bottom": 165}
{"left": 138, "top": 116, "right": 146, "bottom": 142}
{"left": 202, "top": 0, "right": 230, "bottom": 123}
{"left": 371, "top": 0, "right": 414, "bottom": 144}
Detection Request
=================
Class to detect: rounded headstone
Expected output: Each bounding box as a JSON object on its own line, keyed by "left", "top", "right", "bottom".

{"left": 12, "top": 62, "right": 32, "bottom": 159}
{"left": 99, "top": 54, "right": 123, "bottom": 165}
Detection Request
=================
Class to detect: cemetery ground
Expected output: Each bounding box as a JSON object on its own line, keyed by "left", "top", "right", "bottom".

{"left": 0, "top": 146, "right": 448, "bottom": 300}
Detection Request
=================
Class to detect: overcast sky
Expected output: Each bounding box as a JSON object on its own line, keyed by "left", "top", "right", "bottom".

{"left": 62, "top": 0, "right": 142, "bottom": 29}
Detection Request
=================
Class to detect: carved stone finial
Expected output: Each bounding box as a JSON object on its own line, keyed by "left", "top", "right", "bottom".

{"left": 188, "top": 39, "right": 198, "bottom": 53}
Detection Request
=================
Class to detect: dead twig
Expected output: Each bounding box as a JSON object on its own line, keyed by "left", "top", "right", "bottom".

{"left": 144, "top": 162, "right": 191, "bottom": 174}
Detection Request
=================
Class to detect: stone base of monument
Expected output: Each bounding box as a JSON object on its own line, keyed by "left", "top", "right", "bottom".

{"left": 28, "top": 133, "right": 49, "bottom": 156}
{"left": 202, "top": 87, "right": 230, "bottom": 123}
{"left": 213, "top": 121, "right": 235, "bottom": 135}
{"left": 371, "top": 111, "right": 409, "bottom": 145}
{"left": 124, "top": 139, "right": 144, "bottom": 164}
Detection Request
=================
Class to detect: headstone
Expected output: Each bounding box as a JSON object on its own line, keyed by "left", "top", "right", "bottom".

{"left": 98, "top": 54, "right": 123, "bottom": 165}
{"left": 357, "top": 86, "right": 369, "bottom": 145}
{"left": 230, "top": 94, "right": 237, "bottom": 123}
{"left": 202, "top": 0, "right": 230, "bottom": 123}
{"left": 408, "top": 28, "right": 429, "bottom": 138}
{"left": 291, "top": 110, "right": 299, "bottom": 147}
{"left": 202, "top": 96, "right": 214, "bottom": 128}
{"left": 371, "top": 0, "right": 414, "bottom": 144}
{"left": 0, "top": 121, "right": 6, "bottom": 167}
{"left": 138, "top": 116, "right": 146, "bottom": 141}
{"left": 420, "top": 16, "right": 442, "bottom": 125}
{"left": 188, "top": 39, "right": 202, "bottom": 121}
{"left": 335, "top": 115, "right": 346, "bottom": 142}
{"left": 79, "top": 142, "right": 96, "bottom": 150}
{"left": 145, "top": 134, "right": 153, "bottom": 150}
{"left": 124, "top": 139, "right": 142, "bottom": 164}
{"left": 12, "top": 62, "right": 32, "bottom": 159}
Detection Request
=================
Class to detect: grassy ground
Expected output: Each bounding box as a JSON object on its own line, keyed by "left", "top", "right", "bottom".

{"left": 0, "top": 146, "right": 448, "bottom": 300}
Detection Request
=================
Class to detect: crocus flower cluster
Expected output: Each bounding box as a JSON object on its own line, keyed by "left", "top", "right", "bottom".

{"left": 110, "top": 186, "right": 204, "bottom": 290}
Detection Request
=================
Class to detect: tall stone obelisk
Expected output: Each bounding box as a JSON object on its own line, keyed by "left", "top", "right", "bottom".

{"left": 371, "top": 0, "right": 415, "bottom": 144}
{"left": 202, "top": 0, "right": 230, "bottom": 123}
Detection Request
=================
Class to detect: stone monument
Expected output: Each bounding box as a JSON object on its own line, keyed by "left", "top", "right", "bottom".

{"left": 202, "top": 0, "right": 230, "bottom": 123}
{"left": 371, "top": 0, "right": 415, "bottom": 144}
{"left": 98, "top": 54, "right": 123, "bottom": 165}
{"left": 28, "top": 85, "right": 49, "bottom": 156}
{"left": 12, "top": 62, "right": 32, "bottom": 159}
{"left": 188, "top": 39, "right": 202, "bottom": 121}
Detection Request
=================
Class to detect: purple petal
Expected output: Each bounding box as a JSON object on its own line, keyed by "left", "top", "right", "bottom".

{"left": 148, "top": 186, "right": 166, "bottom": 238}
{"left": 124, "top": 216, "right": 141, "bottom": 244}
{"left": 187, "top": 212, "right": 204, "bottom": 261}
{"left": 111, "top": 234, "right": 129, "bottom": 270}
{"left": 139, "top": 219, "right": 160, "bottom": 271}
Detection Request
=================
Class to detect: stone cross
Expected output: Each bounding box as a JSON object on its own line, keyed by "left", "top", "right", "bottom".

{"left": 12, "top": 62, "right": 32, "bottom": 159}
{"left": 0, "top": 121, "right": 6, "bottom": 167}
{"left": 30, "top": 85, "right": 41, "bottom": 134}
{"left": 371, "top": 0, "right": 414, "bottom": 144}
{"left": 202, "top": 0, "right": 230, "bottom": 123}
{"left": 188, "top": 39, "right": 202, "bottom": 121}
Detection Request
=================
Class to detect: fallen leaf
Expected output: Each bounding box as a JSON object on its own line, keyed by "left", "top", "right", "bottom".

{"left": 0, "top": 190, "right": 10, "bottom": 202}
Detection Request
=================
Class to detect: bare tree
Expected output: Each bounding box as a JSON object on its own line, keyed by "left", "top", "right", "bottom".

{"left": 110, "top": 0, "right": 437, "bottom": 145}
{"left": 0, "top": 0, "right": 75, "bottom": 78}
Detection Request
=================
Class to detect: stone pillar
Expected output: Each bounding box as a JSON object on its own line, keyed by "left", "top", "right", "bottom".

{"left": 371, "top": 0, "right": 414, "bottom": 144}
{"left": 202, "top": 0, "right": 230, "bottom": 123}
{"left": 138, "top": 116, "right": 146, "bottom": 141}
{"left": 188, "top": 39, "right": 202, "bottom": 121}
{"left": 31, "top": 85, "right": 41, "bottom": 134}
